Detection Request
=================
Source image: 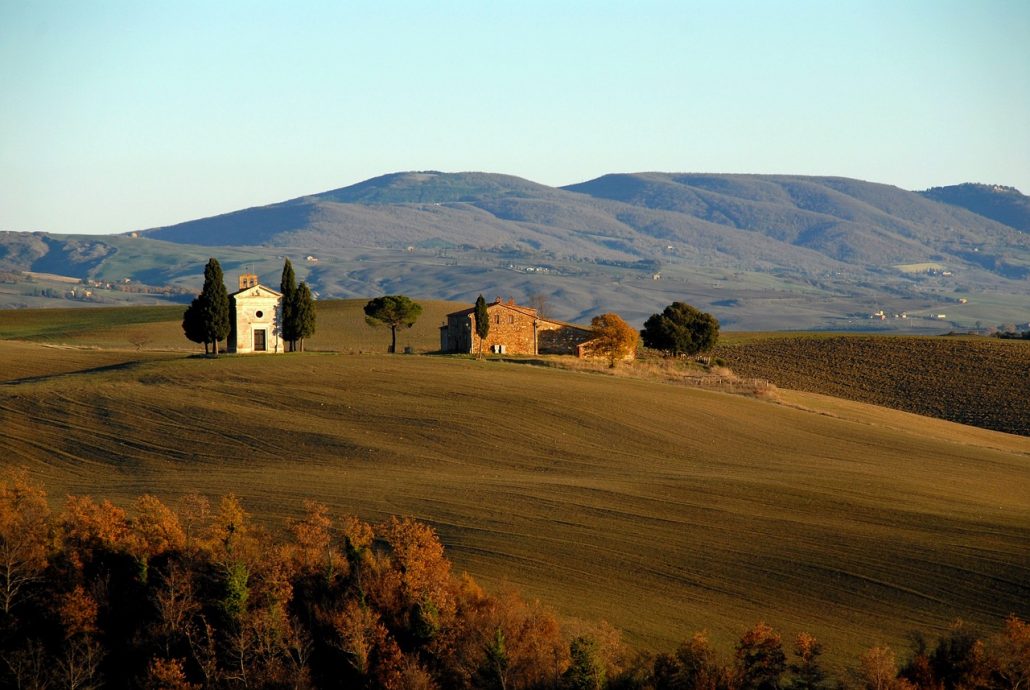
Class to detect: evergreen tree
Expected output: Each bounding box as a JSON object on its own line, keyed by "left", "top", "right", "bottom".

{"left": 474, "top": 294, "right": 490, "bottom": 359}
{"left": 280, "top": 258, "right": 298, "bottom": 351}
{"left": 290, "top": 282, "right": 317, "bottom": 352}
{"left": 641, "top": 301, "right": 720, "bottom": 356}
{"left": 562, "top": 636, "right": 606, "bottom": 690}
{"left": 363, "top": 295, "right": 422, "bottom": 353}
{"left": 181, "top": 296, "right": 209, "bottom": 353}
{"left": 198, "top": 258, "right": 230, "bottom": 356}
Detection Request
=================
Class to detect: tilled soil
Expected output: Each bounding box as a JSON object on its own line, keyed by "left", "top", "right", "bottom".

{"left": 714, "top": 335, "right": 1030, "bottom": 436}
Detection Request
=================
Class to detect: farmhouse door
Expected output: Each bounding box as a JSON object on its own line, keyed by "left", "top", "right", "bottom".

{"left": 254, "top": 329, "right": 267, "bottom": 352}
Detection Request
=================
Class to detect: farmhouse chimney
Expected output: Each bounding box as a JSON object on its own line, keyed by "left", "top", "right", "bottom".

{"left": 239, "top": 273, "right": 259, "bottom": 290}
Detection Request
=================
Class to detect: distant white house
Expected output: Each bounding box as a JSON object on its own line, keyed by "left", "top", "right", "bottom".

{"left": 227, "top": 274, "right": 284, "bottom": 354}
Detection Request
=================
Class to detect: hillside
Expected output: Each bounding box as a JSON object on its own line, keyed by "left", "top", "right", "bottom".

{"left": 1, "top": 339, "right": 1027, "bottom": 667}
{"left": 2, "top": 171, "right": 1029, "bottom": 330}
{"left": 714, "top": 334, "right": 1030, "bottom": 436}
{"left": 4, "top": 301, "right": 1028, "bottom": 437}
{"left": 921, "top": 183, "right": 1030, "bottom": 233}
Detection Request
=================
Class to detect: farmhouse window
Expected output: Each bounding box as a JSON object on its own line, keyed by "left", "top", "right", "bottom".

{"left": 509, "top": 315, "right": 515, "bottom": 324}
{"left": 495, "top": 314, "right": 501, "bottom": 324}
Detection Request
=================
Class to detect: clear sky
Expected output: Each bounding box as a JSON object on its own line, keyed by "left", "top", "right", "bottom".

{"left": 2, "top": 0, "right": 1028, "bottom": 235}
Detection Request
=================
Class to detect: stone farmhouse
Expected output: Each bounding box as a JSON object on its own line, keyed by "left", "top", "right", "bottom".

{"left": 439, "top": 297, "right": 597, "bottom": 356}
{"left": 227, "top": 273, "right": 284, "bottom": 354}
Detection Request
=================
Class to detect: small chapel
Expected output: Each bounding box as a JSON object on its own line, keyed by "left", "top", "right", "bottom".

{"left": 227, "top": 273, "right": 284, "bottom": 354}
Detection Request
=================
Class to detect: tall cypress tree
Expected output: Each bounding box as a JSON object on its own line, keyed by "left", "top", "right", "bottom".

{"left": 474, "top": 294, "right": 489, "bottom": 359}
{"left": 291, "top": 282, "right": 317, "bottom": 352}
{"left": 198, "top": 258, "right": 230, "bottom": 356}
{"left": 280, "top": 258, "right": 298, "bottom": 351}
{"left": 182, "top": 296, "right": 209, "bottom": 354}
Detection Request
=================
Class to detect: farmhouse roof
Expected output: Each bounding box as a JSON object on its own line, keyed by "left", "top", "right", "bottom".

{"left": 443, "top": 299, "right": 591, "bottom": 332}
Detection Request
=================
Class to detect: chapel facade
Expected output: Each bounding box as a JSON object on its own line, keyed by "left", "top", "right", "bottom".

{"left": 227, "top": 273, "right": 284, "bottom": 354}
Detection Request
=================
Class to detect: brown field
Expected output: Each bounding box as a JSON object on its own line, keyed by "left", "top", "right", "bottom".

{"left": 2, "top": 310, "right": 1029, "bottom": 671}
{"left": 2, "top": 306, "right": 1030, "bottom": 668}
{"left": 712, "top": 335, "right": 1030, "bottom": 436}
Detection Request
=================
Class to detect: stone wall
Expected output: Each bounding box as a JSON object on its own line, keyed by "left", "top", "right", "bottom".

{"left": 440, "top": 299, "right": 594, "bottom": 356}
{"left": 537, "top": 321, "right": 593, "bottom": 355}
{"left": 470, "top": 303, "right": 539, "bottom": 355}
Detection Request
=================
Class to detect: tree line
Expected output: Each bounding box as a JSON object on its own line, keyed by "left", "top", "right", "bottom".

{"left": 1, "top": 471, "right": 1025, "bottom": 690}
{"left": 182, "top": 259, "right": 316, "bottom": 355}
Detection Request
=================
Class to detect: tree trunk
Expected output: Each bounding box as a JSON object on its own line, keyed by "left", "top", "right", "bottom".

{"left": 389, "top": 326, "right": 397, "bottom": 354}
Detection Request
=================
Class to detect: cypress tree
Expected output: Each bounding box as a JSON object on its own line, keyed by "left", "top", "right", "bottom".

{"left": 198, "top": 258, "right": 230, "bottom": 356}
{"left": 280, "top": 258, "right": 298, "bottom": 351}
{"left": 182, "top": 296, "right": 209, "bottom": 353}
{"left": 474, "top": 294, "right": 489, "bottom": 359}
{"left": 291, "top": 282, "right": 317, "bottom": 352}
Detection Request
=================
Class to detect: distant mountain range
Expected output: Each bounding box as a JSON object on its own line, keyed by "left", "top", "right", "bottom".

{"left": 2, "top": 172, "right": 1028, "bottom": 330}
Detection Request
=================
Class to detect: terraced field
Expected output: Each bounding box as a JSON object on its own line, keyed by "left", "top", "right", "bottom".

{"left": 714, "top": 335, "right": 1030, "bottom": 436}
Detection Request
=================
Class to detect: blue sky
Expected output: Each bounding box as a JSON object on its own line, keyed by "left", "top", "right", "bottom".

{"left": 1, "top": 0, "right": 1028, "bottom": 235}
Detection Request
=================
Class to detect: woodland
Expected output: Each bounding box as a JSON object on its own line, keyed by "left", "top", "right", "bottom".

{"left": 1, "top": 471, "right": 1026, "bottom": 690}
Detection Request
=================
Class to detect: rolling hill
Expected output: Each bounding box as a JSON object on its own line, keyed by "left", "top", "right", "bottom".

{"left": 0, "top": 323, "right": 1027, "bottom": 668}
{"left": 2, "top": 171, "right": 1028, "bottom": 330}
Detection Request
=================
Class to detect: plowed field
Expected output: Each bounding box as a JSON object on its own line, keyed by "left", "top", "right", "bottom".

{"left": 714, "top": 336, "right": 1030, "bottom": 435}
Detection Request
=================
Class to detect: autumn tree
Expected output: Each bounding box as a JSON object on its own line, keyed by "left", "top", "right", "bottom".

{"left": 585, "top": 312, "right": 639, "bottom": 367}
{"left": 641, "top": 301, "right": 720, "bottom": 356}
{"left": 474, "top": 294, "right": 490, "bottom": 359}
{"left": 0, "top": 468, "right": 51, "bottom": 615}
{"left": 125, "top": 494, "right": 186, "bottom": 583}
{"left": 736, "top": 622, "right": 787, "bottom": 690}
{"left": 991, "top": 615, "right": 1030, "bottom": 690}
{"left": 287, "top": 500, "right": 340, "bottom": 582}
{"left": 670, "top": 631, "right": 725, "bottom": 690}
{"left": 858, "top": 646, "right": 903, "bottom": 690}
{"left": 370, "top": 515, "right": 455, "bottom": 638}
{"left": 364, "top": 295, "right": 422, "bottom": 353}
{"left": 56, "top": 585, "right": 104, "bottom": 690}
{"left": 61, "top": 494, "right": 129, "bottom": 570}
{"left": 790, "top": 633, "right": 827, "bottom": 690}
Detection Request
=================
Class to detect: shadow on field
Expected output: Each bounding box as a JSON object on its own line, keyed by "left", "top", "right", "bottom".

{"left": 2, "top": 360, "right": 149, "bottom": 386}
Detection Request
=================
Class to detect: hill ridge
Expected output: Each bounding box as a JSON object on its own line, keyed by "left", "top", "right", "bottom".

{"left": 1, "top": 170, "right": 1028, "bottom": 330}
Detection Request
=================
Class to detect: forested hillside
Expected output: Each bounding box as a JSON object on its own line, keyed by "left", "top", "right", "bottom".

{"left": 1, "top": 471, "right": 1026, "bottom": 689}
{"left": 920, "top": 183, "right": 1030, "bottom": 232}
